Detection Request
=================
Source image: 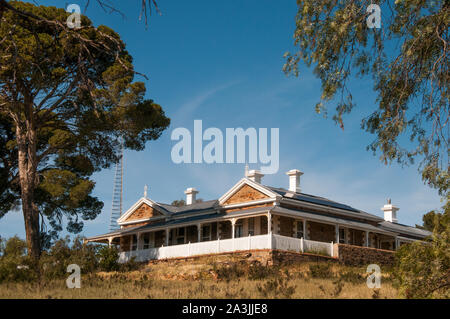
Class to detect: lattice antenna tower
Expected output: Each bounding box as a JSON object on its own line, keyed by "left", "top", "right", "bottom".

{"left": 109, "top": 139, "right": 124, "bottom": 231}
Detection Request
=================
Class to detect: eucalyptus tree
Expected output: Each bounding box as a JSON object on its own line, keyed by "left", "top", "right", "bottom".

{"left": 284, "top": 0, "right": 449, "bottom": 195}
{"left": 0, "top": 2, "right": 170, "bottom": 258}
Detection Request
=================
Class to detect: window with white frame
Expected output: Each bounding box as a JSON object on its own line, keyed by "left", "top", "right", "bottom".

{"left": 131, "top": 235, "right": 138, "bottom": 251}
{"left": 339, "top": 228, "right": 346, "bottom": 244}
{"left": 235, "top": 221, "right": 243, "bottom": 238}
{"left": 142, "top": 233, "right": 150, "bottom": 249}
{"left": 296, "top": 221, "right": 304, "bottom": 238}
{"left": 176, "top": 227, "right": 185, "bottom": 245}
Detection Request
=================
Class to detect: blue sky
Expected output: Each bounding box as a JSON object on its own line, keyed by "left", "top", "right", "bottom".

{"left": 0, "top": 0, "right": 443, "bottom": 239}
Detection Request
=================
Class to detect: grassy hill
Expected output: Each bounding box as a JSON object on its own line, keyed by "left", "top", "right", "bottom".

{"left": 0, "top": 256, "right": 398, "bottom": 299}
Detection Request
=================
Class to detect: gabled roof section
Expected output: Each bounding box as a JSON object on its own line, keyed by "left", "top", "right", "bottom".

{"left": 117, "top": 197, "right": 169, "bottom": 224}
{"left": 218, "top": 178, "right": 279, "bottom": 206}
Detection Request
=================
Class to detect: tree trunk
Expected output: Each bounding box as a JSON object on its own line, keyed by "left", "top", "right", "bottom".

{"left": 16, "top": 123, "right": 40, "bottom": 259}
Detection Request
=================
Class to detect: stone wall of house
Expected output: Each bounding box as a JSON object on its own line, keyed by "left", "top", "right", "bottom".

{"left": 223, "top": 184, "right": 268, "bottom": 205}
{"left": 125, "top": 203, "right": 162, "bottom": 222}
{"left": 219, "top": 221, "right": 232, "bottom": 239}
{"left": 146, "top": 250, "right": 272, "bottom": 266}
{"left": 260, "top": 216, "right": 268, "bottom": 234}
{"left": 120, "top": 236, "right": 131, "bottom": 252}
{"left": 308, "top": 221, "right": 335, "bottom": 243}
{"left": 270, "top": 250, "right": 337, "bottom": 265}
{"left": 278, "top": 216, "right": 294, "bottom": 237}
{"left": 335, "top": 243, "right": 395, "bottom": 266}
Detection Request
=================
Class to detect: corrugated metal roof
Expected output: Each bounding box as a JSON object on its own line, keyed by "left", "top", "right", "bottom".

{"left": 378, "top": 221, "right": 432, "bottom": 238}
{"left": 157, "top": 200, "right": 218, "bottom": 214}
{"left": 272, "top": 206, "right": 396, "bottom": 235}
{"left": 268, "top": 186, "right": 361, "bottom": 213}
{"left": 86, "top": 212, "right": 226, "bottom": 241}
{"left": 137, "top": 212, "right": 225, "bottom": 231}
{"left": 85, "top": 223, "right": 147, "bottom": 240}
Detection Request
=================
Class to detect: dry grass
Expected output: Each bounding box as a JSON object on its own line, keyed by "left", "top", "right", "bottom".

{"left": 0, "top": 259, "right": 399, "bottom": 299}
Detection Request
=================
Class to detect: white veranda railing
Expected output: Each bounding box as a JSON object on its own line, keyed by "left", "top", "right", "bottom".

{"left": 118, "top": 234, "right": 334, "bottom": 263}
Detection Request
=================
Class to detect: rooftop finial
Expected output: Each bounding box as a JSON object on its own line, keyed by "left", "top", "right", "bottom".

{"left": 144, "top": 185, "right": 148, "bottom": 198}
{"left": 387, "top": 198, "right": 391, "bottom": 204}
{"left": 244, "top": 163, "right": 249, "bottom": 177}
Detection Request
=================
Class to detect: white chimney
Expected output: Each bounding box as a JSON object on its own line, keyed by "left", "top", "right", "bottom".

{"left": 286, "top": 169, "right": 303, "bottom": 193}
{"left": 247, "top": 170, "right": 264, "bottom": 184}
{"left": 184, "top": 187, "right": 198, "bottom": 205}
{"left": 381, "top": 199, "right": 399, "bottom": 223}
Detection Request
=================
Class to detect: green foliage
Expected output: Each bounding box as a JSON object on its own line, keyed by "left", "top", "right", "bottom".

{"left": 394, "top": 206, "right": 450, "bottom": 298}
{"left": 0, "top": 1, "right": 170, "bottom": 254}
{"left": 39, "top": 236, "right": 98, "bottom": 280}
{"left": 0, "top": 235, "right": 144, "bottom": 283}
{"left": 417, "top": 210, "right": 447, "bottom": 233}
{"left": 171, "top": 199, "right": 186, "bottom": 207}
{"left": 118, "top": 257, "right": 140, "bottom": 272}
{"left": 285, "top": 0, "right": 449, "bottom": 196}
{"left": 211, "top": 262, "right": 246, "bottom": 282}
{"left": 0, "top": 115, "right": 20, "bottom": 217}
{"left": 0, "top": 236, "right": 37, "bottom": 283}
{"left": 170, "top": 198, "right": 204, "bottom": 207}
{"left": 248, "top": 262, "right": 277, "bottom": 280}
{"left": 2, "top": 235, "right": 27, "bottom": 257}
{"left": 97, "top": 245, "right": 120, "bottom": 272}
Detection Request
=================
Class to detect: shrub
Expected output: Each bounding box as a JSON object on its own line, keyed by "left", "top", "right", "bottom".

{"left": 211, "top": 262, "right": 245, "bottom": 282}
{"left": 0, "top": 237, "right": 37, "bottom": 283}
{"left": 308, "top": 263, "right": 334, "bottom": 279}
{"left": 0, "top": 236, "right": 123, "bottom": 282}
{"left": 393, "top": 210, "right": 450, "bottom": 299}
{"left": 248, "top": 263, "right": 277, "bottom": 280}
{"left": 2, "top": 236, "right": 27, "bottom": 257}
{"left": 331, "top": 278, "right": 344, "bottom": 297}
{"left": 257, "top": 270, "right": 296, "bottom": 298}
{"left": 339, "top": 270, "right": 364, "bottom": 284}
{"left": 97, "top": 245, "right": 120, "bottom": 272}
{"left": 118, "top": 257, "right": 140, "bottom": 272}
{"left": 39, "top": 236, "right": 99, "bottom": 280}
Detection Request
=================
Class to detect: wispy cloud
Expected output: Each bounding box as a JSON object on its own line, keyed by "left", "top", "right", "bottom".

{"left": 173, "top": 80, "right": 242, "bottom": 122}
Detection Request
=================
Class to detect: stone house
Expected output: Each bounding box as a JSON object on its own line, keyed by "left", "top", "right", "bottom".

{"left": 85, "top": 169, "right": 431, "bottom": 264}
